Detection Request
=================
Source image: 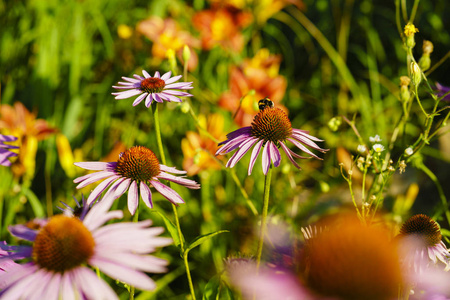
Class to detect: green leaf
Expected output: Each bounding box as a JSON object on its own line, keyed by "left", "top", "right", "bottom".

{"left": 152, "top": 210, "right": 184, "bottom": 248}
{"left": 185, "top": 230, "right": 229, "bottom": 255}
{"left": 202, "top": 275, "right": 220, "bottom": 300}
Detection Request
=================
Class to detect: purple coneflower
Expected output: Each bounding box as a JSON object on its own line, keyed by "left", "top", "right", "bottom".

{"left": 436, "top": 82, "right": 450, "bottom": 101}
{"left": 0, "top": 199, "right": 172, "bottom": 300}
{"left": 399, "top": 214, "right": 450, "bottom": 271}
{"left": 0, "top": 134, "right": 18, "bottom": 167}
{"left": 216, "top": 106, "right": 327, "bottom": 175}
{"left": 74, "top": 146, "right": 200, "bottom": 214}
{"left": 112, "top": 70, "right": 193, "bottom": 107}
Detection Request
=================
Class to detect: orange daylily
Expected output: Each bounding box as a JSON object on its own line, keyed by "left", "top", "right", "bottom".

{"left": 0, "top": 102, "right": 57, "bottom": 180}
{"left": 218, "top": 49, "right": 287, "bottom": 126}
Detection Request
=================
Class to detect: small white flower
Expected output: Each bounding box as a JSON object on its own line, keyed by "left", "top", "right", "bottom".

{"left": 369, "top": 135, "right": 382, "bottom": 143}
{"left": 357, "top": 145, "right": 367, "bottom": 154}
{"left": 373, "top": 144, "right": 385, "bottom": 153}
{"left": 405, "top": 147, "right": 414, "bottom": 156}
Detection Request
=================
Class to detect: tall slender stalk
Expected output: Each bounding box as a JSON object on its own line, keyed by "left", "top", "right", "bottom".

{"left": 151, "top": 103, "right": 196, "bottom": 300}
{"left": 255, "top": 166, "right": 273, "bottom": 271}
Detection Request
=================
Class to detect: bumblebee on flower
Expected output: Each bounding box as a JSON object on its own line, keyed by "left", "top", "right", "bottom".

{"left": 216, "top": 99, "right": 327, "bottom": 175}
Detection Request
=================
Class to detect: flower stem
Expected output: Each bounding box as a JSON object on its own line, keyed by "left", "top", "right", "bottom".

{"left": 256, "top": 166, "right": 273, "bottom": 271}
{"left": 151, "top": 103, "right": 196, "bottom": 300}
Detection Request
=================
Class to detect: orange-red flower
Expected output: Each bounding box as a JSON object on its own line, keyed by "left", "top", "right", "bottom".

{"left": 192, "top": 5, "right": 252, "bottom": 52}
{"left": 218, "top": 49, "right": 287, "bottom": 126}
{"left": 210, "top": 0, "right": 304, "bottom": 24}
{"left": 181, "top": 113, "right": 227, "bottom": 175}
{"left": 0, "top": 102, "right": 57, "bottom": 179}
{"left": 137, "top": 17, "right": 200, "bottom": 70}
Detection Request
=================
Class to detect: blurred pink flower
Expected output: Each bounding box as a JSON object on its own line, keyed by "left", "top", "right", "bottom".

{"left": 0, "top": 198, "right": 172, "bottom": 299}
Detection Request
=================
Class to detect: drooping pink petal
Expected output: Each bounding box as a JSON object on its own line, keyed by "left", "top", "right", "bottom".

{"left": 287, "top": 138, "right": 321, "bottom": 159}
{"left": 157, "top": 172, "right": 200, "bottom": 189}
{"left": 159, "top": 165, "right": 187, "bottom": 174}
{"left": 280, "top": 143, "right": 301, "bottom": 170}
{"left": 133, "top": 92, "right": 148, "bottom": 106}
{"left": 151, "top": 180, "right": 185, "bottom": 205}
{"left": 75, "top": 171, "right": 116, "bottom": 188}
{"left": 226, "top": 138, "right": 258, "bottom": 168}
{"left": 86, "top": 175, "right": 120, "bottom": 205}
{"left": 262, "top": 143, "right": 271, "bottom": 175}
{"left": 268, "top": 141, "right": 281, "bottom": 167}
{"left": 73, "top": 161, "right": 112, "bottom": 171}
{"left": 139, "top": 181, "right": 153, "bottom": 209}
{"left": 128, "top": 180, "right": 139, "bottom": 215}
{"left": 113, "top": 89, "right": 143, "bottom": 99}
{"left": 248, "top": 140, "right": 263, "bottom": 175}
{"left": 90, "top": 257, "right": 157, "bottom": 291}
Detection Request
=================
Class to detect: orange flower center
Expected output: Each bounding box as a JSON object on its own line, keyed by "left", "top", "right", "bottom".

{"left": 301, "top": 218, "right": 402, "bottom": 300}
{"left": 399, "top": 214, "right": 442, "bottom": 247}
{"left": 140, "top": 77, "right": 165, "bottom": 94}
{"left": 32, "top": 215, "right": 95, "bottom": 273}
{"left": 115, "top": 146, "right": 161, "bottom": 182}
{"left": 250, "top": 107, "right": 292, "bottom": 144}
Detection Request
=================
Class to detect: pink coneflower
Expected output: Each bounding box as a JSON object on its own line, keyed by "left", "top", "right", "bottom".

{"left": 399, "top": 214, "right": 450, "bottom": 271}
{"left": 216, "top": 104, "right": 327, "bottom": 175}
{"left": 0, "top": 134, "right": 18, "bottom": 167}
{"left": 0, "top": 199, "right": 172, "bottom": 300}
{"left": 112, "top": 70, "right": 193, "bottom": 107}
{"left": 74, "top": 146, "right": 200, "bottom": 214}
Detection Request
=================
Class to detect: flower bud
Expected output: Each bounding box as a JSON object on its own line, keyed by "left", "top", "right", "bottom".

{"left": 328, "top": 117, "right": 342, "bottom": 132}
{"left": 418, "top": 41, "right": 433, "bottom": 71}
{"left": 410, "top": 61, "right": 422, "bottom": 87}
{"left": 182, "top": 45, "right": 191, "bottom": 64}
{"left": 400, "top": 76, "right": 411, "bottom": 102}
{"left": 166, "top": 48, "right": 177, "bottom": 71}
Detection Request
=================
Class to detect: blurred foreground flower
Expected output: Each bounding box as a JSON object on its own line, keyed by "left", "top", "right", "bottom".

{"left": 0, "top": 102, "right": 57, "bottom": 179}
{"left": 192, "top": 5, "right": 252, "bottom": 52}
{"left": 74, "top": 146, "right": 200, "bottom": 214}
{"left": 435, "top": 82, "right": 450, "bottom": 101}
{"left": 137, "top": 17, "right": 200, "bottom": 70}
{"left": 0, "top": 134, "right": 18, "bottom": 167}
{"left": 0, "top": 198, "right": 171, "bottom": 299}
{"left": 112, "top": 70, "right": 193, "bottom": 107}
{"left": 230, "top": 215, "right": 403, "bottom": 299}
{"left": 181, "top": 113, "right": 227, "bottom": 175}
{"left": 398, "top": 214, "right": 450, "bottom": 271}
{"left": 216, "top": 105, "right": 327, "bottom": 175}
{"left": 219, "top": 49, "right": 287, "bottom": 126}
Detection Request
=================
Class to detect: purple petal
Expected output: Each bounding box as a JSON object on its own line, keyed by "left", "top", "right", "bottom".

{"left": 86, "top": 176, "right": 120, "bottom": 205}
{"left": 89, "top": 257, "right": 157, "bottom": 291}
{"left": 262, "top": 143, "right": 271, "bottom": 175}
{"left": 75, "top": 171, "right": 116, "bottom": 189}
{"left": 0, "top": 135, "right": 18, "bottom": 142}
{"left": 161, "top": 71, "right": 172, "bottom": 81}
{"left": 164, "top": 74, "right": 182, "bottom": 85}
{"left": 8, "top": 224, "right": 37, "bottom": 241}
{"left": 145, "top": 94, "right": 153, "bottom": 107}
{"left": 74, "top": 161, "right": 113, "bottom": 171}
{"left": 157, "top": 172, "right": 200, "bottom": 189}
{"left": 226, "top": 138, "right": 258, "bottom": 168}
{"left": 73, "top": 267, "right": 119, "bottom": 300}
{"left": 159, "top": 93, "right": 183, "bottom": 102}
{"left": 153, "top": 93, "right": 163, "bottom": 103}
{"left": 287, "top": 138, "right": 321, "bottom": 159}
{"left": 153, "top": 71, "right": 160, "bottom": 78}
{"left": 248, "top": 140, "right": 263, "bottom": 175}
{"left": 280, "top": 143, "right": 301, "bottom": 169}
{"left": 162, "top": 90, "right": 193, "bottom": 97}
{"left": 269, "top": 141, "right": 281, "bottom": 167}
{"left": 121, "top": 76, "right": 140, "bottom": 83}
{"left": 140, "top": 181, "right": 153, "bottom": 209}
{"left": 164, "top": 82, "right": 193, "bottom": 89}
{"left": 128, "top": 180, "right": 139, "bottom": 215}
{"left": 133, "top": 92, "right": 148, "bottom": 106}
{"left": 142, "top": 70, "right": 150, "bottom": 78}
{"left": 113, "top": 89, "right": 143, "bottom": 99}
{"left": 151, "top": 180, "right": 185, "bottom": 205}
{"left": 216, "top": 135, "right": 252, "bottom": 155}
{"left": 159, "top": 165, "right": 187, "bottom": 174}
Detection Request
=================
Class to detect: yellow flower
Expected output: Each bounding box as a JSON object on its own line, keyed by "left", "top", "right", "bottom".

{"left": 404, "top": 23, "right": 419, "bottom": 37}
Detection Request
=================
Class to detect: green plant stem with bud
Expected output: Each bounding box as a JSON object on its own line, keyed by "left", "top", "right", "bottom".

{"left": 255, "top": 166, "right": 273, "bottom": 272}
{"left": 152, "top": 103, "right": 197, "bottom": 300}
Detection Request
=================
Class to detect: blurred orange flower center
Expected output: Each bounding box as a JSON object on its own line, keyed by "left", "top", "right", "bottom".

{"left": 251, "top": 107, "right": 292, "bottom": 144}
{"left": 140, "top": 78, "right": 166, "bottom": 93}
{"left": 115, "top": 146, "right": 161, "bottom": 181}
{"left": 32, "top": 215, "right": 95, "bottom": 273}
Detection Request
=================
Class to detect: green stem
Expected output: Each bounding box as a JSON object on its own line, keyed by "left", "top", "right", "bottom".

{"left": 409, "top": 0, "right": 420, "bottom": 23}
{"left": 419, "top": 163, "right": 450, "bottom": 226}
{"left": 256, "top": 166, "right": 272, "bottom": 271}
{"left": 151, "top": 103, "right": 196, "bottom": 300}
